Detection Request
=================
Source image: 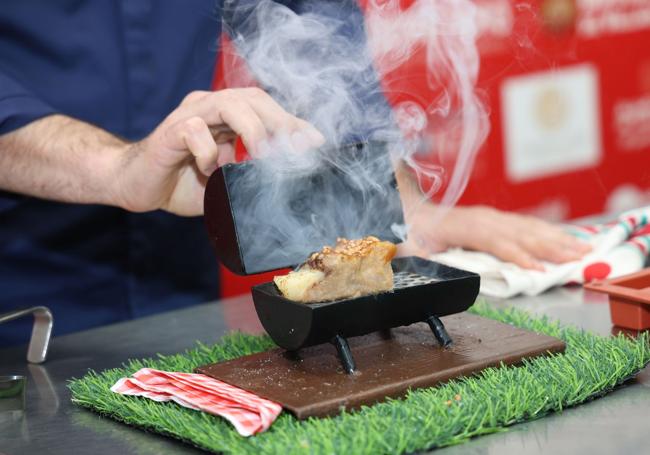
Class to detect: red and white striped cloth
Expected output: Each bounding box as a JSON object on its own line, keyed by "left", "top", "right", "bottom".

{"left": 111, "top": 368, "right": 282, "bottom": 436}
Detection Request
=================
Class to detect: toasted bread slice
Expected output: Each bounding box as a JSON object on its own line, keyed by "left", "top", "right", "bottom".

{"left": 273, "top": 236, "right": 396, "bottom": 303}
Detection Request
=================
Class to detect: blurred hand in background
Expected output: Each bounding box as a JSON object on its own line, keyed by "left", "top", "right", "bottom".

{"left": 395, "top": 166, "right": 592, "bottom": 270}
{"left": 399, "top": 204, "right": 592, "bottom": 270}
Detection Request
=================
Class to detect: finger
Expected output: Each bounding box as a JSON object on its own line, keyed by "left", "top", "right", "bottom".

{"left": 495, "top": 214, "right": 589, "bottom": 263}
{"left": 520, "top": 228, "right": 591, "bottom": 263}
{"left": 559, "top": 233, "right": 592, "bottom": 253}
{"left": 242, "top": 88, "right": 297, "bottom": 131}
{"left": 289, "top": 126, "right": 326, "bottom": 151}
{"left": 244, "top": 88, "right": 325, "bottom": 147}
{"left": 215, "top": 142, "right": 236, "bottom": 167}
{"left": 178, "top": 89, "right": 323, "bottom": 154}
{"left": 547, "top": 232, "right": 592, "bottom": 260}
{"left": 515, "top": 216, "right": 592, "bottom": 255}
{"left": 180, "top": 90, "right": 211, "bottom": 106}
{"left": 163, "top": 165, "right": 207, "bottom": 216}
{"left": 217, "top": 100, "right": 268, "bottom": 155}
{"left": 186, "top": 91, "right": 268, "bottom": 153}
{"left": 521, "top": 218, "right": 589, "bottom": 254}
{"left": 514, "top": 233, "right": 571, "bottom": 264}
{"left": 180, "top": 117, "right": 220, "bottom": 176}
{"left": 488, "top": 240, "right": 545, "bottom": 271}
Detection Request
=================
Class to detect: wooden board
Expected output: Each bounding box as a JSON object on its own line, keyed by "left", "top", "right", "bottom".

{"left": 197, "top": 313, "right": 565, "bottom": 419}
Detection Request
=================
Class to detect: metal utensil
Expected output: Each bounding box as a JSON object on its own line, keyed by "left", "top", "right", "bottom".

{"left": 0, "top": 306, "right": 53, "bottom": 363}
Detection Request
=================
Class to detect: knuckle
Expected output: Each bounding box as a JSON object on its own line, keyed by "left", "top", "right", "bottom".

{"left": 290, "top": 117, "right": 310, "bottom": 131}
{"left": 217, "top": 88, "right": 237, "bottom": 101}
{"left": 499, "top": 242, "right": 521, "bottom": 259}
{"left": 237, "top": 125, "right": 256, "bottom": 142}
{"left": 520, "top": 233, "right": 539, "bottom": 247}
{"left": 486, "top": 238, "right": 506, "bottom": 253}
{"left": 184, "top": 116, "right": 205, "bottom": 133}
{"left": 246, "top": 86, "right": 266, "bottom": 97}
{"left": 529, "top": 243, "right": 549, "bottom": 258}
{"left": 182, "top": 90, "right": 206, "bottom": 105}
{"left": 251, "top": 123, "right": 267, "bottom": 140}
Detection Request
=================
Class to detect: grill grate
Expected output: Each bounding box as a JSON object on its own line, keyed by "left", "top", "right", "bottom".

{"left": 393, "top": 271, "right": 438, "bottom": 289}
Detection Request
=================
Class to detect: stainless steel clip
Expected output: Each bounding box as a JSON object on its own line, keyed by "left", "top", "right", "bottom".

{"left": 0, "top": 307, "right": 53, "bottom": 363}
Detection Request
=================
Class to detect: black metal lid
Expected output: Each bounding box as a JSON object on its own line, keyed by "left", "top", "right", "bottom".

{"left": 204, "top": 141, "right": 405, "bottom": 275}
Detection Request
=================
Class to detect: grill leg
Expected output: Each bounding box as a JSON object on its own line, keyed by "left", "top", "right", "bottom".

{"left": 332, "top": 334, "right": 356, "bottom": 374}
{"left": 284, "top": 350, "right": 302, "bottom": 361}
{"left": 426, "top": 315, "right": 453, "bottom": 348}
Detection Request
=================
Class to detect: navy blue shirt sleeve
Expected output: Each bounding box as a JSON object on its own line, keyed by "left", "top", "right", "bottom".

{"left": 0, "top": 1, "right": 222, "bottom": 347}
{"left": 0, "top": 70, "right": 56, "bottom": 134}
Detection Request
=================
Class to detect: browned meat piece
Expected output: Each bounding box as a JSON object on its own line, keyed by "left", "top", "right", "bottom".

{"left": 274, "top": 236, "right": 396, "bottom": 303}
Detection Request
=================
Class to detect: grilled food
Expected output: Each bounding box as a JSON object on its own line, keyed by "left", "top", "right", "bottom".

{"left": 273, "top": 236, "right": 396, "bottom": 303}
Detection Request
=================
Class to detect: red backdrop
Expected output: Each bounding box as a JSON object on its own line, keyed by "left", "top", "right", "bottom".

{"left": 213, "top": 0, "right": 650, "bottom": 297}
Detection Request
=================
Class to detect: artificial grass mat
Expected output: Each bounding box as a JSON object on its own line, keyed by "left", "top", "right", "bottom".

{"left": 69, "top": 301, "right": 650, "bottom": 454}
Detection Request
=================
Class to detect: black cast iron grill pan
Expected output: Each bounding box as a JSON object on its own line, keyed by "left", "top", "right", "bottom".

{"left": 252, "top": 257, "right": 480, "bottom": 374}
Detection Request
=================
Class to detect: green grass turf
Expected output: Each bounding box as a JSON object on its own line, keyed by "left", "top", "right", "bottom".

{"left": 69, "top": 301, "right": 650, "bottom": 454}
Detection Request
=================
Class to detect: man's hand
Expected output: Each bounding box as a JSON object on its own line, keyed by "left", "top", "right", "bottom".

{"left": 115, "top": 88, "right": 324, "bottom": 216}
{"left": 0, "top": 88, "right": 323, "bottom": 216}
{"left": 394, "top": 163, "right": 591, "bottom": 270}
{"left": 399, "top": 204, "right": 592, "bottom": 271}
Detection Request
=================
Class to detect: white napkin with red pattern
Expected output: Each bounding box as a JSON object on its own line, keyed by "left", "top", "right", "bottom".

{"left": 111, "top": 368, "right": 282, "bottom": 436}
{"left": 431, "top": 207, "right": 650, "bottom": 298}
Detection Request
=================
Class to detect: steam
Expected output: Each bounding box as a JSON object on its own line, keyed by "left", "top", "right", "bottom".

{"left": 219, "top": 0, "right": 488, "bottom": 267}
{"left": 364, "top": 0, "right": 489, "bottom": 209}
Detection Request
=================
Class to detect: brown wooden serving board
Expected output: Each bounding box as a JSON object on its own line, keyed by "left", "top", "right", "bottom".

{"left": 197, "top": 313, "right": 565, "bottom": 419}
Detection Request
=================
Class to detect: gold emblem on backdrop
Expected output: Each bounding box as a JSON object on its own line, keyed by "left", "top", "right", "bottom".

{"left": 535, "top": 87, "right": 568, "bottom": 130}
{"left": 541, "top": 0, "right": 577, "bottom": 32}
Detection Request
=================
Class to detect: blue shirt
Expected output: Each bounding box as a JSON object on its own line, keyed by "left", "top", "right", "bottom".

{"left": 0, "top": 0, "right": 389, "bottom": 347}
{"left": 0, "top": 0, "right": 222, "bottom": 346}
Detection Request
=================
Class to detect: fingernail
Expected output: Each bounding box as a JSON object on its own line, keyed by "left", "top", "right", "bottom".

{"left": 290, "top": 130, "right": 310, "bottom": 152}
{"left": 305, "top": 126, "right": 325, "bottom": 145}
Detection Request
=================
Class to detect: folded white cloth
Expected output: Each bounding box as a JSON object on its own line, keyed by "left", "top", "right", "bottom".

{"left": 431, "top": 207, "right": 650, "bottom": 298}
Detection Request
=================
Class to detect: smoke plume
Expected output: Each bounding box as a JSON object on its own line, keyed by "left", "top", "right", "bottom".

{"left": 219, "top": 0, "right": 489, "bottom": 269}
